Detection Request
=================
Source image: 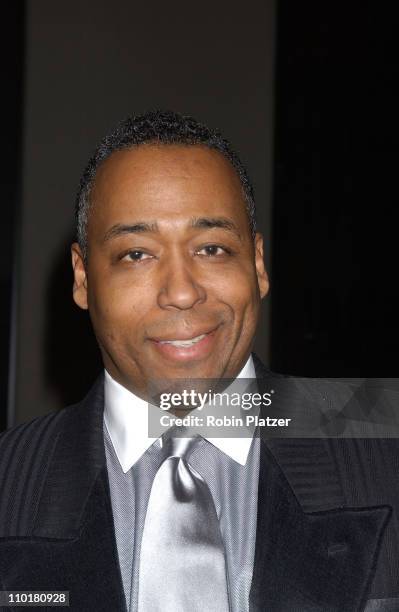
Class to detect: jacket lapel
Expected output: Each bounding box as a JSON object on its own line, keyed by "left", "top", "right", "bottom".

{"left": 0, "top": 376, "right": 127, "bottom": 612}
{"left": 32, "top": 375, "right": 106, "bottom": 539}
{"left": 250, "top": 355, "right": 392, "bottom": 611}
{"left": 250, "top": 438, "right": 391, "bottom": 612}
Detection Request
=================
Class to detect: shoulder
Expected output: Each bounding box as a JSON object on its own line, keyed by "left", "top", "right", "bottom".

{"left": 257, "top": 358, "right": 399, "bottom": 440}
{"left": 254, "top": 358, "right": 399, "bottom": 487}
{"left": 0, "top": 377, "right": 104, "bottom": 538}
{"left": 0, "top": 372, "right": 105, "bottom": 465}
{"left": 0, "top": 408, "right": 67, "bottom": 467}
{"left": 0, "top": 406, "right": 75, "bottom": 536}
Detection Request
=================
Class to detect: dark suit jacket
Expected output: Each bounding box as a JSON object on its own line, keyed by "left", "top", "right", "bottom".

{"left": 1, "top": 356, "right": 399, "bottom": 611}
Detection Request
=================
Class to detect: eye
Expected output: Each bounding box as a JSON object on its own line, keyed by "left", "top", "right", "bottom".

{"left": 196, "top": 244, "right": 231, "bottom": 257}
{"left": 123, "top": 250, "right": 153, "bottom": 262}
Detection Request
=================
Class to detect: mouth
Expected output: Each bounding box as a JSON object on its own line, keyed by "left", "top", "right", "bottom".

{"left": 157, "top": 333, "right": 208, "bottom": 348}
{"left": 149, "top": 327, "right": 220, "bottom": 362}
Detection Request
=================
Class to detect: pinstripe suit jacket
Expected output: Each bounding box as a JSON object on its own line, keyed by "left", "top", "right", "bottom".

{"left": 1, "top": 355, "right": 399, "bottom": 611}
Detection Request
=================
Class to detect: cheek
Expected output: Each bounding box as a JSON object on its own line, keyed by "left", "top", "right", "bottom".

{"left": 222, "top": 277, "right": 260, "bottom": 353}
{"left": 214, "top": 268, "right": 260, "bottom": 316}
{"left": 87, "top": 275, "right": 152, "bottom": 341}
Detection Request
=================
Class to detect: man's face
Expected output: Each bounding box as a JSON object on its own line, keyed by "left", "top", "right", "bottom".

{"left": 72, "top": 145, "right": 269, "bottom": 397}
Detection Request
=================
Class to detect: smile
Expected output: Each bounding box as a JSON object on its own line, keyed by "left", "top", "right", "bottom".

{"left": 150, "top": 328, "right": 219, "bottom": 362}
{"left": 158, "top": 334, "right": 207, "bottom": 347}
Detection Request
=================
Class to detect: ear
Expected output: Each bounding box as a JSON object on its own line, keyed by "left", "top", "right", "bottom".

{"left": 254, "top": 233, "right": 269, "bottom": 299}
{"left": 71, "top": 243, "right": 88, "bottom": 310}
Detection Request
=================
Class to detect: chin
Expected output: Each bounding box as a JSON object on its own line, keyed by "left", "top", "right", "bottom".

{"left": 157, "top": 358, "right": 225, "bottom": 378}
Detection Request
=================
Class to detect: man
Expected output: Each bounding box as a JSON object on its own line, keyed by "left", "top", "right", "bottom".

{"left": 0, "top": 110, "right": 399, "bottom": 611}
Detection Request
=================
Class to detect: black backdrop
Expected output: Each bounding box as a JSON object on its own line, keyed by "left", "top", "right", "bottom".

{"left": 271, "top": 2, "right": 398, "bottom": 377}
{"left": 0, "top": 3, "right": 25, "bottom": 431}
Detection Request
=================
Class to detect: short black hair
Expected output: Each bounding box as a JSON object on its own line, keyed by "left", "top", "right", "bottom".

{"left": 75, "top": 110, "right": 256, "bottom": 259}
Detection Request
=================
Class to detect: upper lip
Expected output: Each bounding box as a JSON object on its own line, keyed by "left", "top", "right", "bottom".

{"left": 149, "top": 326, "right": 219, "bottom": 342}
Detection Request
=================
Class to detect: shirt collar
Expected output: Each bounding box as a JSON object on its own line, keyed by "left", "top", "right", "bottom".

{"left": 104, "top": 355, "right": 256, "bottom": 472}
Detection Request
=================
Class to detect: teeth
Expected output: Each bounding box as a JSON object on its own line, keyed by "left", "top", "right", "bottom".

{"left": 160, "top": 334, "right": 206, "bottom": 347}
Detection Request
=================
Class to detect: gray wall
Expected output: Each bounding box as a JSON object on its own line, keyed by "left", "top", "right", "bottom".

{"left": 13, "top": 0, "right": 275, "bottom": 425}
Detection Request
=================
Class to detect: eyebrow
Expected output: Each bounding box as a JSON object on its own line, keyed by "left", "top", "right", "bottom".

{"left": 190, "top": 216, "right": 241, "bottom": 238}
{"left": 103, "top": 216, "right": 241, "bottom": 242}
{"left": 103, "top": 221, "right": 158, "bottom": 242}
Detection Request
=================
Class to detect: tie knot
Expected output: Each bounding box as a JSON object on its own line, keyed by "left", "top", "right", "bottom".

{"left": 163, "top": 427, "right": 198, "bottom": 459}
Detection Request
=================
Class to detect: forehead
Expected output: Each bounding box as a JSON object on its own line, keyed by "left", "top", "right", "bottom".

{"left": 89, "top": 144, "right": 248, "bottom": 226}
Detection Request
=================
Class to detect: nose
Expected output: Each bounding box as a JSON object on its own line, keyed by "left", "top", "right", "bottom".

{"left": 157, "top": 256, "right": 206, "bottom": 311}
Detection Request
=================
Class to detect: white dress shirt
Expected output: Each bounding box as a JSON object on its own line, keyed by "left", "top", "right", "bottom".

{"left": 104, "top": 355, "right": 260, "bottom": 612}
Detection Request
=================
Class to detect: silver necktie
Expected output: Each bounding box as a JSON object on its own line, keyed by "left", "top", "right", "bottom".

{"left": 138, "top": 432, "right": 230, "bottom": 612}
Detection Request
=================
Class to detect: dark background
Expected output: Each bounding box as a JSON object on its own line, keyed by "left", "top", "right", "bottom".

{"left": 1, "top": 4, "right": 25, "bottom": 431}
{"left": 271, "top": 3, "right": 398, "bottom": 377}
{"left": 1, "top": 2, "right": 398, "bottom": 430}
